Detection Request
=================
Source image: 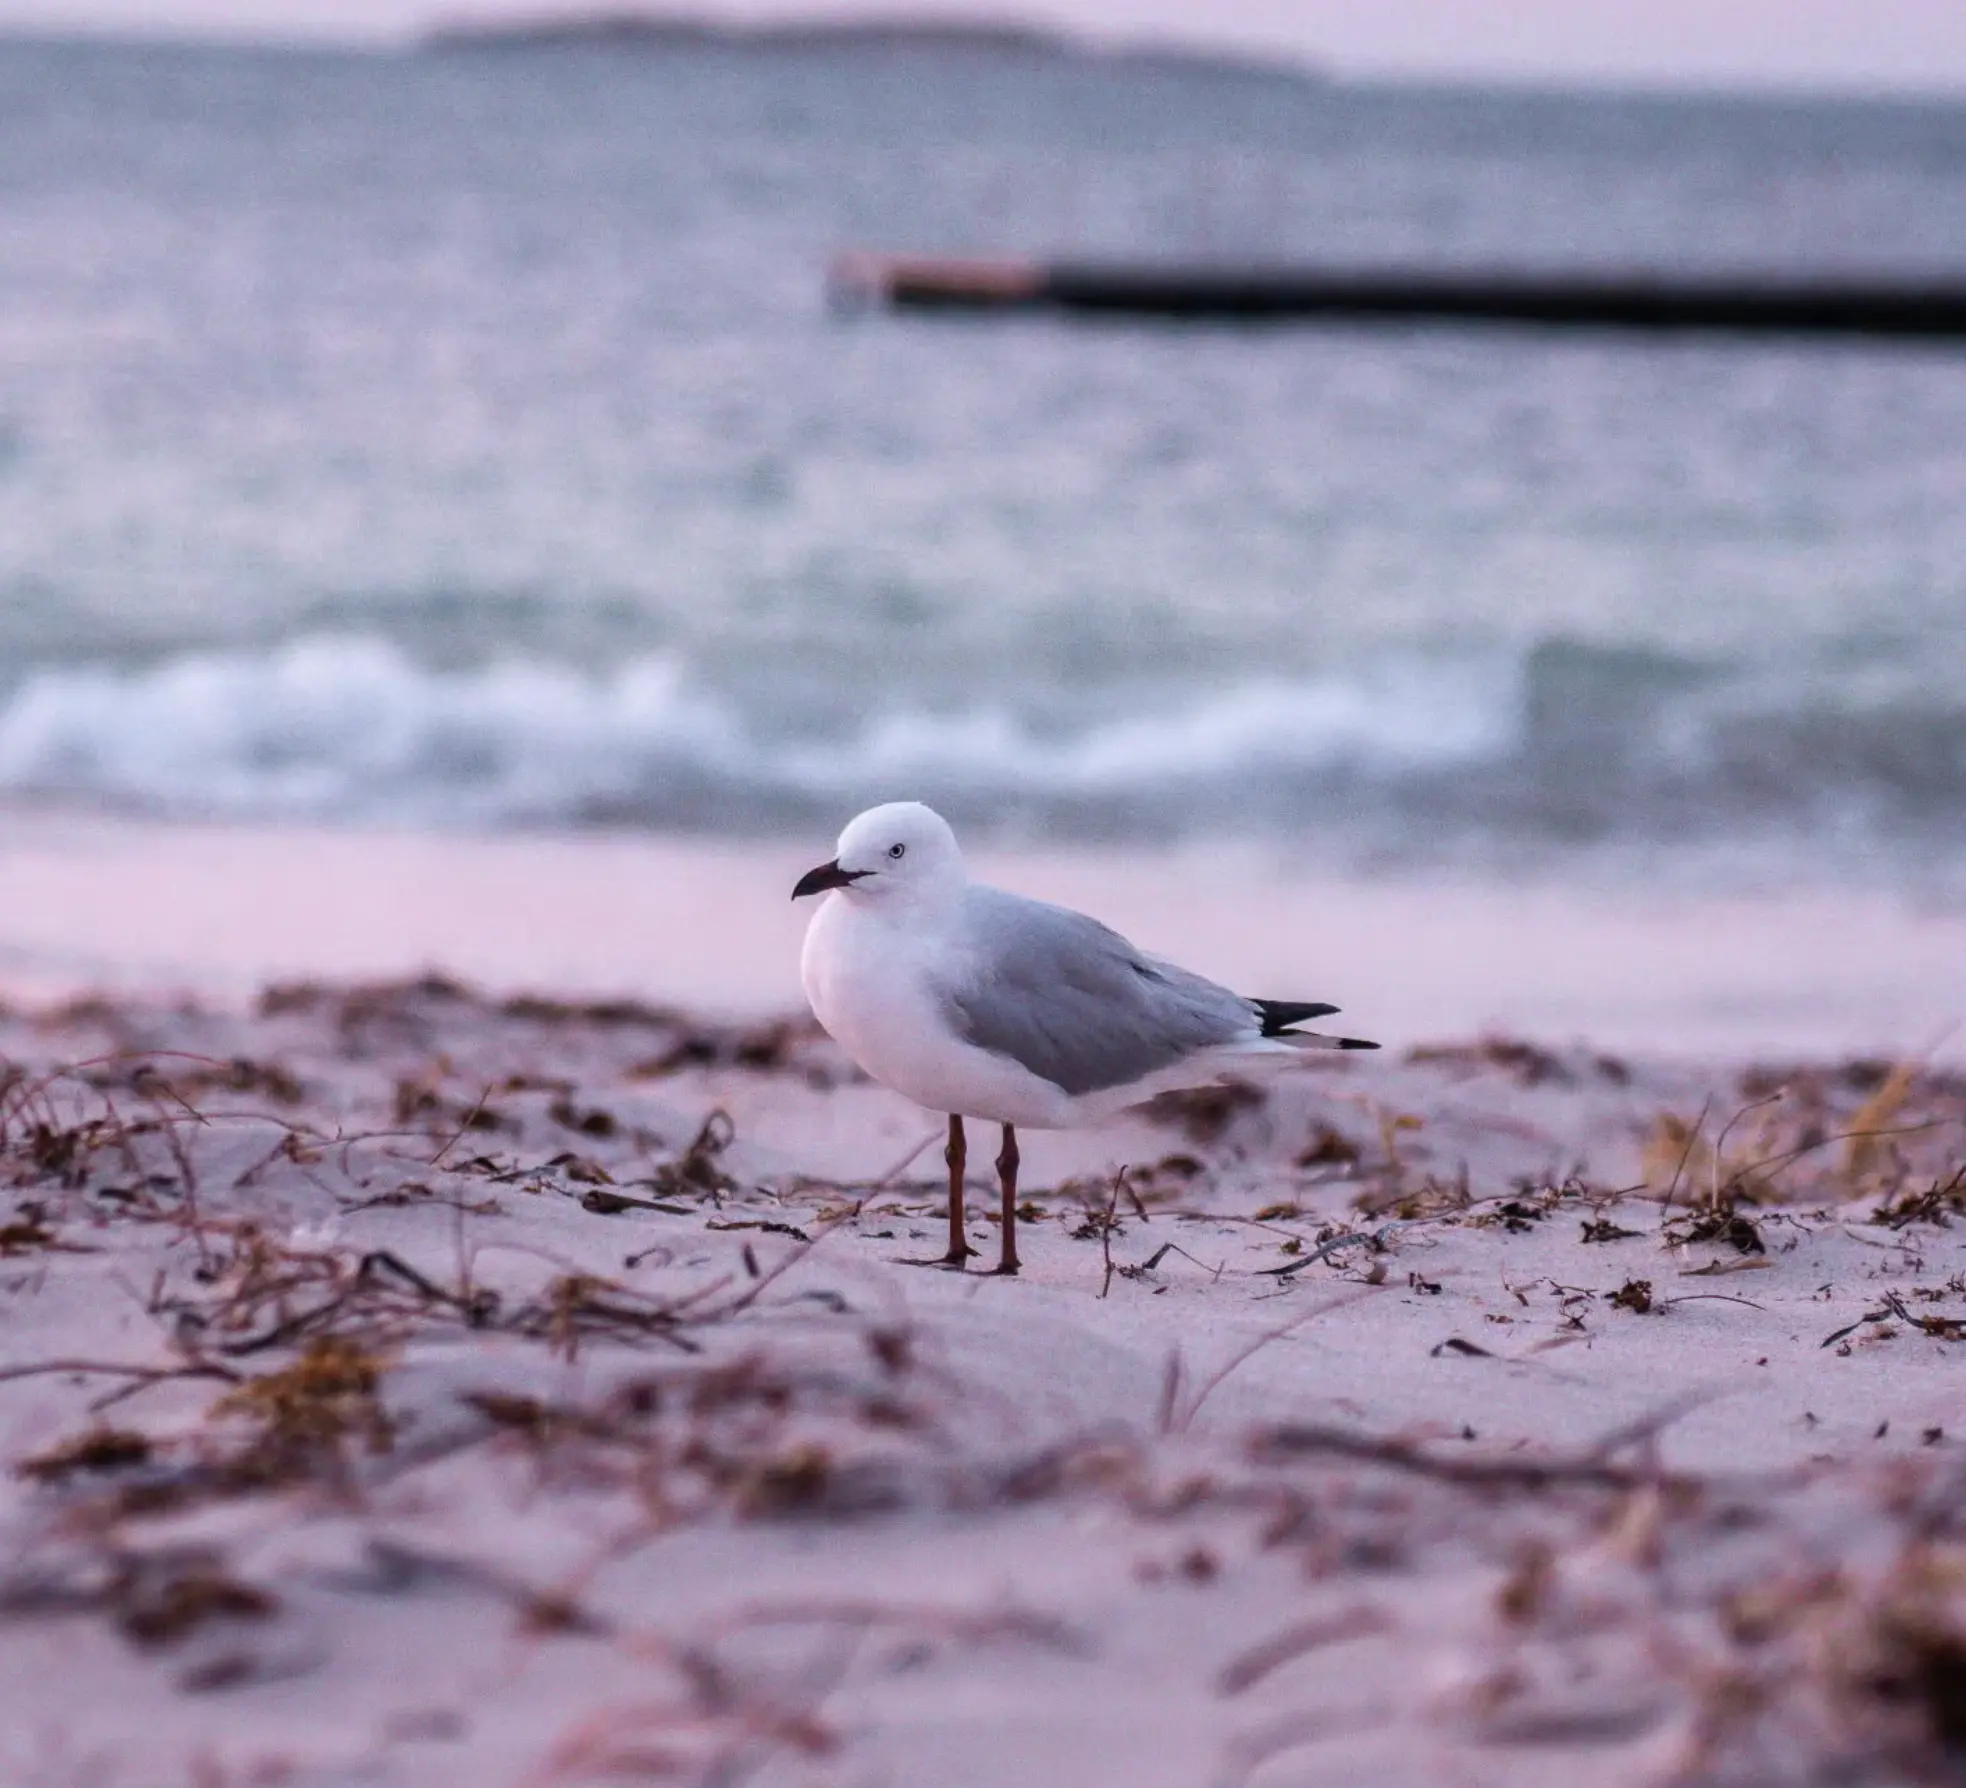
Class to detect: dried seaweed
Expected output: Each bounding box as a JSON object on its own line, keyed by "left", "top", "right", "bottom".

{"left": 1406, "top": 1036, "right": 1572, "bottom": 1087}
{"left": 16, "top": 1428, "right": 152, "bottom": 1483}
{"left": 1140, "top": 1080, "right": 1267, "bottom": 1145}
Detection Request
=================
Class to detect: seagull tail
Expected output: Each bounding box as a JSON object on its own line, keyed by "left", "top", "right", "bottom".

{"left": 1252, "top": 998, "right": 1339, "bottom": 1036}
{"left": 1279, "top": 1029, "right": 1381, "bottom": 1053}
{"left": 1252, "top": 999, "right": 1378, "bottom": 1052}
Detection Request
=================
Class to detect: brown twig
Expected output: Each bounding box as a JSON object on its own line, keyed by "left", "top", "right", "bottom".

{"left": 1172, "top": 1290, "right": 1376, "bottom": 1433}
{"left": 1252, "top": 1422, "right": 1686, "bottom": 1492}
{"left": 1098, "top": 1168, "right": 1128, "bottom": 1299}
{"left": 1661, "top": 1095, "right": 1712, "bottom": 1210}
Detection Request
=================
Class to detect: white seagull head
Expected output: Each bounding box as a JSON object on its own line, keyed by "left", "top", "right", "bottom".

{"left": 792, "top": 801, "right": 965, "bottom": 906}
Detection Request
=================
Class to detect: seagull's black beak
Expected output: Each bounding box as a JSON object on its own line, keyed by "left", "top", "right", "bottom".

{"left": 792, "top": 859, "right": 868, "bottom": 900}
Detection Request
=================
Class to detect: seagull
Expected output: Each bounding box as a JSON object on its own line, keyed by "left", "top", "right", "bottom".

{"left": 793, "top": 801, "right": 1378, "bottom": 1276}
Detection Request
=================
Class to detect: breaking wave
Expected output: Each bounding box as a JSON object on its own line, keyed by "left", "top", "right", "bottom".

{"left": 0, "top": 635, "right": 1962, "bottom": 873}
{"left": 0, "top": 634, "right": 1518, "bottom": 825}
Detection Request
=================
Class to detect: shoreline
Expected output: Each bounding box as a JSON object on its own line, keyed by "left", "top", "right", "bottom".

{"left": 1, "top": 810, "right": 1962, "bottom": 1063}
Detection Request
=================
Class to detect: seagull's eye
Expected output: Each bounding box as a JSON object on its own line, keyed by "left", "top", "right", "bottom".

{"left": 887, "top": 842, "right": 906, "bottom": 859}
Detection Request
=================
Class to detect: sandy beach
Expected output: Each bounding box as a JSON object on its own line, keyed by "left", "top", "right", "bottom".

{"left": 1, "top": 825, "right": 1961, "bottom": 1786}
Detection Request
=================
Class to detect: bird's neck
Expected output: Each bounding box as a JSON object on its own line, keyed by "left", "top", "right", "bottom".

{"left": 845, "top": 879, "right": 965, "bottom": 933}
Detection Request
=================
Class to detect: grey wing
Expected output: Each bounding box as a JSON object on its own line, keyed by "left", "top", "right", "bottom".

{"left": 940, "top": 888, "right": 1257, "bottom": 1098}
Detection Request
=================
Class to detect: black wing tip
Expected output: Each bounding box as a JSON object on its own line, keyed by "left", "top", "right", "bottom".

{"left": 1253, "top": 998, "right": 1341, "bottom": 1037}
{"left": 1337, "top": 1037, "right": 1380, "bottom": 1051}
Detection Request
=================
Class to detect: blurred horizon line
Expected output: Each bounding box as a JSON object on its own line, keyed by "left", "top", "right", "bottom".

{"left": 0, "top": 8, "right": 1964, "bottom": 104}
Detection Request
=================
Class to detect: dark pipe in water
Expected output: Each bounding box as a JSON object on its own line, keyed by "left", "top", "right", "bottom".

{"left": 830, "top": 254, "right": 1966, "bottom": 338}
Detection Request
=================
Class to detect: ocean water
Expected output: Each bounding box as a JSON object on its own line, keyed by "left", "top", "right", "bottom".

{"left": 1, "top": 36, "right": 1964, "bottom": 889}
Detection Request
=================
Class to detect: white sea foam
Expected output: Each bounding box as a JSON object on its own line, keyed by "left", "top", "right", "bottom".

{"left": 0, "top": 635, "right": 1521, "bottom": 824}
{"left": 4, "top": 635, "right": 1960, "bottom": 881}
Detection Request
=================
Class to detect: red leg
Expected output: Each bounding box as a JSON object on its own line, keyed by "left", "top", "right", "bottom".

{"left": 993, "top": 1123, "right": 1021, "bottom": 1275}
{"left": 942, "top": 1114, "right": 974, "bottom": 1267}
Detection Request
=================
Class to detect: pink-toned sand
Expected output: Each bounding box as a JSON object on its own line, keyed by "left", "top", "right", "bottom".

{"left": 2, "top": 812, "right": 1962, "bottom": 1059}
{"left": 0, "top": 819, "right": 1962, "bottom": 1786}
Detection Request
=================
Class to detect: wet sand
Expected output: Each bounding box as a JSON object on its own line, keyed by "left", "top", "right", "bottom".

{"left": 2, "top": 811, "right": 1962, "bottom": 1060}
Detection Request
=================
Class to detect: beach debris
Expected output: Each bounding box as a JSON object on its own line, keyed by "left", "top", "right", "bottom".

{"left": 1296, "top": 1123, "right": 1361, "bottom": 1168}
{"left": 2, "top": 984, "right": 1963, "bottom": 1786}
{"left": 1822, "top": 1292, "right": 1966, "bottom": 1349}
{"left": 646, "top": 1109, "right": 739, "bottom": 1199}
{"left": 16, "top": 1427, "right": 152, "bottom": 1483}
{"left": 110, "top": 1549, "right": 280, "bottom": 1650}
{"left": 1406, "top": 1036, "right": 1570, "bottom": 1086}
{"left": 1579, "top": 1216, "right": 1642, "bottom": 1243}
{"left": 1142, "top": 1080, "right": 1267, "bottom": 1144}
{"left": 1666, "top": 1205, "right": 1766, "bottom": 1253}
